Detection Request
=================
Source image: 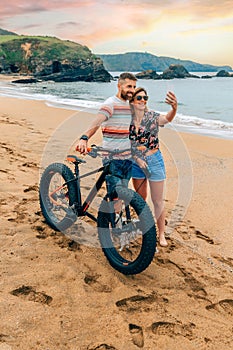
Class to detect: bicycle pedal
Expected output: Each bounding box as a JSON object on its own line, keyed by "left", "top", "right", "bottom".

{"left": 119, "top": 232, "right": 130, "bottom": 251}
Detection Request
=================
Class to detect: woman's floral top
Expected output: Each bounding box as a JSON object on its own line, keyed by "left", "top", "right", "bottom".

{"left": 129, "top": 109, "right": 160, "bottom": 159}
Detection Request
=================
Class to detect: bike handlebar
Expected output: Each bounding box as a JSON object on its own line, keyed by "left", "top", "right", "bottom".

{"left": 76, "top": 144, "right": 132, "bottom": 159}
{"left": 89, "top": 145, "right": 131, "bottom": 154}
{"left": 75, "top": 144, "right": 151, "bottom": 176}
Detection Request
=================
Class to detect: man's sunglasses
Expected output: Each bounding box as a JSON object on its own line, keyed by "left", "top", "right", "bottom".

{"left": 135, "top": 95, "right": 148, "bottom": 101}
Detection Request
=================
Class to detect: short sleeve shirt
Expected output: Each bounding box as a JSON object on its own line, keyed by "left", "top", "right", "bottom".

{"left": 99, "top": 96, "right": 132, "bottom": 156}
{"left": 129, "top": 110, "right": 160, "bottom": 157}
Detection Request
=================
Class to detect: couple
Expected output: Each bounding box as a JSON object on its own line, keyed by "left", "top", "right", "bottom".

{"left": 77, "top": 72, "right": 177, "bottom": 248}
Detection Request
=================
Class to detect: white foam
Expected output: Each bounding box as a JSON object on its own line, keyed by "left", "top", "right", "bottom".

{"left": 0, "top": 80, "right": 232, "bottom": 139}
{"left": 0, "top": 81, "right": 101, "bottom": 112}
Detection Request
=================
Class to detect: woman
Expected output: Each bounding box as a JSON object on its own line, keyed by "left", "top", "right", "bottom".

{"left": 129, "top": 87, "right": 177, "bottom": 247}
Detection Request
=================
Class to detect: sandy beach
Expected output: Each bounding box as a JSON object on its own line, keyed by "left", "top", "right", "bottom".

{"left": 0, "top": 95, "right": 233, "bottom": 350}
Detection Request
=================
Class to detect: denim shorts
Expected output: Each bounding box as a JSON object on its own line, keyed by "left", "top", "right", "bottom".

{"left": 132, "top": 150, "right": 166, "bottom": 182}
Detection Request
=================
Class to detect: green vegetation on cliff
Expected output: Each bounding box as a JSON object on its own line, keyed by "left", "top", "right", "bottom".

{"left": 0, "top": 30, "right": 112, "bottom": 81}
{"left": 0, "top": 34, "right": 96, "bottom": 73}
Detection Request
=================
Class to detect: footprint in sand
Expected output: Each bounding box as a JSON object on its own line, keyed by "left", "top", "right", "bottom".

{"left": 55, "top": 233, "right": 81, "bottom": 251}
{"left": 6, "top": 198, "right": 37, "bottom": 224}
{"left": 129, "top": 323, "right": 144, "bottom": 348}
{"left": 212, "top": 255, "right": 233, "bottom": 272}
{"left": 10, "top": 285, "right": 52, "bottom": 305}
{"left": 0, "top": 142, "right": 27, "bottom": 162}
{"left": 33, "top": 224, "right": 49, "bottom": 239}
{"left": 156, "top": 258, "right": 207, "bottom": 297}
{"left": 87, "top": 344, "right": 117, "bottom": 350}
{"left": 23, "top": 184, "right": 38, "bottom": 192}
{"left": 194, "top": 230, "right": 214, "bottom": 244}
{"left": 206, "top": 299, "right": 233, "bottom": 316}
{"left": 83, "top": 271, "right": 112, "bottom": 293}
{"left": 22, "top": 161, "right": 38, "bottom": 169}
{"left": 151, "top": 320, "right": 195, "bottom": 339}
{"left": 33, "top": 221, "right": 83, "bottom": 252}
{"left": 0, "top": 334, "right": 10, "bottom": 342}
{"left": 116, "top": 293, "right": 168, "bottom": 312}
{"left": 0, "top": 114, "right": 24, "bottom": 126}
{"left": 175, "top": 223, "right": 215, "bottom": 244}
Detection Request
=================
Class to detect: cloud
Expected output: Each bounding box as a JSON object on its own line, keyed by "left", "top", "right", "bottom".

{"left": 162, "top": 0, "right": 233, "bottom": 21}
{"left": 56, "top": 21, "right": 78, "bottom": 29}
{"left": 19, "top": 24, "right": 42, "bottom": 30}
{"left": 76, "top": 0, "right": 232, "bottom": 48}
{"left": 1, "top": 0, "right": 232, "bottom": 64}
{"left": 188, "top": 0, "right": 233, "bottom": 19}
{"left": 1, "top": 0, "right": 233, "bottom": 18}
{"left": 0, "top": 1, "right": 95, "bottom": 17}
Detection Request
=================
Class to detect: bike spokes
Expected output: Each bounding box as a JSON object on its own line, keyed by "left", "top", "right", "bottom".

{"left": 47, "top": 173, "right": 71, "bottom": 221}
{"left": 110, "top": 203, "right": 143, "bottom": 261}
{"left": 40, "top": 163, "right": 77, "bottom": 231}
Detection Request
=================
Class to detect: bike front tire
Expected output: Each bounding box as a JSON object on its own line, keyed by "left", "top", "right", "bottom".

{"left": 39, "top": 163, "right": 78, "bottom": 231}
{"left": 97, "top": 186, "right": 157, "bottom": 275}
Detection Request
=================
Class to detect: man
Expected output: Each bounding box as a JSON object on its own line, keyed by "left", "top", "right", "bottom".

{"left": 77, "top": 72, "right": 137, "bottom": 197}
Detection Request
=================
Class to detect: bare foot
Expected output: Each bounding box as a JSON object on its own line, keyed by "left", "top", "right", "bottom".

{"left": 159, "top": 235, "right": 168, "bottom": 247}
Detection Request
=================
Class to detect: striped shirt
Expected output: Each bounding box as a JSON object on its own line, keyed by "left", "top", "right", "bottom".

{"left": 99, "top": 96, "right": 131, "bottom": 159}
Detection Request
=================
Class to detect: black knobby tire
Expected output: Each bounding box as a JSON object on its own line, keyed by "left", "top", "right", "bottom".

{"left": 97, "top": 186, "right": 157, "bottom": 275}
{"left": 39, "top": 163, "right": 78, "bottom": 231}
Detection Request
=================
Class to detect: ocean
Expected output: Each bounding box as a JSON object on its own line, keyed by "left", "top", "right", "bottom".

{"left": 0, "top": 72, "right": 233, "bottom": 139}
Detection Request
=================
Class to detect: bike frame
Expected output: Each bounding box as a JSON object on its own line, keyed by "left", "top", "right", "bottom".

{"left": 64, "top": 161, "right": 110, "bottom": 222}
{"left": 61, "top": 146, "right": 133, "bottom": 225}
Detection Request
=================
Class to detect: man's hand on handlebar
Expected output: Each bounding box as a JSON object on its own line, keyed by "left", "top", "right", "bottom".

{"left": 76, "top": 139, "right": 88, "bottom": 154}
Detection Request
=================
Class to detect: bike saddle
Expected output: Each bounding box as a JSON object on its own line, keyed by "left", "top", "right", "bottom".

{"left": 66, "top": 155, "right": 86, "bottom": 164}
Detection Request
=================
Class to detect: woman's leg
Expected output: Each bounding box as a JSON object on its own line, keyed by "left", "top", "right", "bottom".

{"left": 149, "top": 180, "right": 167, "bottom": 247}
{"left": 132, "top": 178, "right": 148, "bottom": 200}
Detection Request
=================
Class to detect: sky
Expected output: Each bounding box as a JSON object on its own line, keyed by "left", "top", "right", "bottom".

{"left": 0, "top": 0, "right": 233, "bottom": 68}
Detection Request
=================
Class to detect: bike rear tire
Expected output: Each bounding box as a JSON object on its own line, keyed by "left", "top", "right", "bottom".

{"left": 97, "top": 186, "right": 157, "bottom": 275}
{"left": 39, "top": 163, "right": 78, "bottom": 231}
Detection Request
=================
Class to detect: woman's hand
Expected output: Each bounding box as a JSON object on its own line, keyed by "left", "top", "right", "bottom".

{"left": 165, "top": 91, "right": 177, "bottom": 111}
{"left": 161, "top": 91, "right": 178, "bottom": 123}
{"left": 136, "top": 157, "right": 147, "bottom": 169}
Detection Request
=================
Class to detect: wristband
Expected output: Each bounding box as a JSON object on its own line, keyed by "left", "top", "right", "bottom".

{"left": 79, "top": 134, "right": 89, "bottom": 141}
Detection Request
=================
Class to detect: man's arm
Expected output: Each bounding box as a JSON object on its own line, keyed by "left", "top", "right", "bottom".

{"left": 76, "top": 113, "right": 107, "bottom": 154}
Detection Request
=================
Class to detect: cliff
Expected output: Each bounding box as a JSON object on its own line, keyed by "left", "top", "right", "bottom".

{"left": 0, "top": 31, "right": 112, "bottom": 82}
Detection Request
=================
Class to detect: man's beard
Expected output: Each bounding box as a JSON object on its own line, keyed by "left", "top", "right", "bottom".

{"left": 121, "top": 90, "right": 132, "bottom": 101}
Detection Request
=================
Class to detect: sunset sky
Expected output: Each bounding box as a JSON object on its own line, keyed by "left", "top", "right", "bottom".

{"left": 0, "top": 0, "right": 233, "bottom": 67}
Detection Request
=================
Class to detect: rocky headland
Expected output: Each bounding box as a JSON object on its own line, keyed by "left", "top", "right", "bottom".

{"left": 0, "top": 31, "right": 112, "bottom": 82}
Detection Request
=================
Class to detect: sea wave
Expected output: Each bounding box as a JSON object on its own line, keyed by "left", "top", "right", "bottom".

{"left": 0, "top": 80, "right": 232, "bottom": 139}
{"left": 0, "top": 80, "right": 101, "bottom": 112}
{"left": 170, "top": 113, "right": 233, "bottom": 139}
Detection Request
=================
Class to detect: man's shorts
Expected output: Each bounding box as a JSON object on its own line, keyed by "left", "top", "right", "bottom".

{"left": 104, "top": 159, "right": 132, "bottom": 199}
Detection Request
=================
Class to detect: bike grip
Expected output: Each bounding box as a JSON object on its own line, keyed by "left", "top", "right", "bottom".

{"left": 76, "top": 145, "right": 92, "bottom": 153}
